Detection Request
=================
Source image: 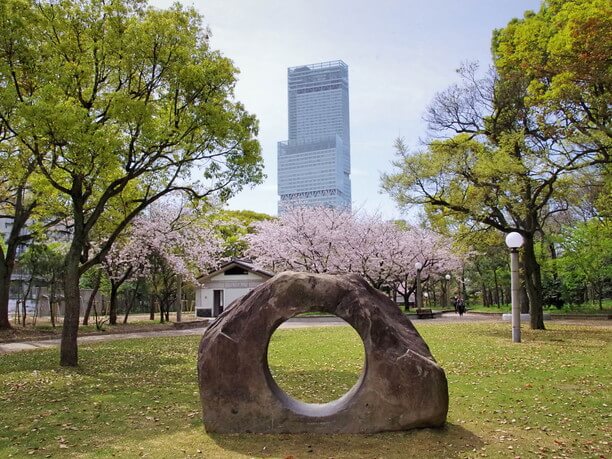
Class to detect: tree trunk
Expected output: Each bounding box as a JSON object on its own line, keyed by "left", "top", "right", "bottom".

{"left": 441, "top": 279, "right": 448, "bottom": 309}
{"left": 402, "top": 293, "right": 409, "bottom": 311}
{"left": 481, "top": 284, "right": 488, "bottom": 307}
{"left": 0, "top": 254, "right": 15, "bottom": 330}
{"left": 519, "top": 286, "right": 528, "bottom": 313}
{"left": 149, "top": 296, "right": 155, "bottom": 320}
{"left": 493, "top": 269, "right": 500, "bottom": 306}
{"left": 123, "top": 279, "right": 141, "bottom": 324}
{"left": 33, "top": 286, "right": 42, "bottom": 327}
{"left": 49, "top": 272, "right": 57, "bottom": 328}
{"left": 21, "top": 272, "right": 37, "bottom": 327}
{"left": 598, "top": 283, "right": 603, "bottom": 309}
{"left": 82, "top": 272, "right": 101, "bottom": 326}
{"left": 109, "top": 281, "right": 119, "bottom": 326}
{"left": 522, "top": 234, "right": 545, "bottom": 330}
{"left": 21, "top": 296, "right": 27, "bottom": 327}
{"left": 60, "top": 239, "right": 84, "bottom": 366}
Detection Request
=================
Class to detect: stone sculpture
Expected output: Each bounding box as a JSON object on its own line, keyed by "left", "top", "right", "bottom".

{"left": 198, "top": 271, "right": 448, "bottom": 433}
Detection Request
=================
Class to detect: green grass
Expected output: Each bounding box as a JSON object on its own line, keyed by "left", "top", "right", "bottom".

{"left": 468, "top": 302, "right": 612, "bottom": 315}
{"left": 0, "top": 323, "right": 610, "bottom": 458}
{"left": 549, "top": 299, "right": 612, "bottom": 314}
{"left": 466, "top": 304, "right": 512, "bottom": 313}
{"left": 0, "top": 320, "right": 179, "bottom": 343}
{"left": 268, "top": 326, "right": 365, "bottom": 403}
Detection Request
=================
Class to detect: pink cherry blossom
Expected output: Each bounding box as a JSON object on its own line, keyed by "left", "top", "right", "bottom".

{"left": 245, "top": 206, "right": 461, "bottom": 294}
{"left": 103, "top": 202, "right": 223, "bottom": 285}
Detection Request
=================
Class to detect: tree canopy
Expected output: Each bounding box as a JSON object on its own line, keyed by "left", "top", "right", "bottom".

{"left": 246, "top": 206, "right": 460, "bottom": 298}
{"left": 382, "top": 0, "right": 610, "bottom": 329}
{"left": 0, "top": 0, "right": 264, "bottom": 365}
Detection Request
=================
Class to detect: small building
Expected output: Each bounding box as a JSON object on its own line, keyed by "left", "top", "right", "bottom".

{"left": 195, "top": 259, "right": 274, "bottom": 318}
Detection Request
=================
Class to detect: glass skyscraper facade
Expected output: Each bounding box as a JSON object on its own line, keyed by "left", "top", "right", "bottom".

{"left": 278, "top": 60, "right": 351, "bottom": 213}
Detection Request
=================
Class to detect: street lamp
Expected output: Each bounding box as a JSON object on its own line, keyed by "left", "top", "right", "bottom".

{"left": 445, "top": 274, "right": 451, "bottom": 308}
{"left": 415, "top": 262, "right": 423, "bottom": 310}
{"left": 505, "top": 232, "right": 524, "bottom": 343}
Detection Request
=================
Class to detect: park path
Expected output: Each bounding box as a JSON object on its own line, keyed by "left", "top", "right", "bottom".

{"left": 0, "top": 317, "right": 354, "bottom": 355}
{"left": 2, "top": 312, "right": 606, "bottom": 355}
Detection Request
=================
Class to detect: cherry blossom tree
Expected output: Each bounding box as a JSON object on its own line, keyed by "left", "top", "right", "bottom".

{"left": 394, "top": 227, "right": 463, "bottom": 307}
{"left": 102, "top": 202, "right": 223, "bottom": 324}
{"left": 101, "top": 235, "right": 150, "bottom": 325}
{"left": 246, "top": 206, "right": 461, "bottom": 306}
{"left": 246, "top": 206, "right": 353, "bottom": 273}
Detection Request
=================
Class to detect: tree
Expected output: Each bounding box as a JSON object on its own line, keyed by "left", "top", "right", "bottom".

{"left": 557, "top": 218, "right": 611, "bottom": 307}
{"left": 245, "top": 206, "right": 460, "bottom": 305}
{"left": 18, "top": 241, "right": 66, "bottom": 327}
{"left": 79, "top": 265, "right": 106, "bottom": 326}
{"left": 102, "top": 201, "right": 223, "bottom": 323}
{"left": 0, "top": 0, "right": 263, "bottom": 365}
{"left": 0, "top": 141, "right": 62, "bottom": 329}
{"left": 211, "top": 209, "right": 274, "bottom": 259}
{"left": 382, "top": 0, "right": 610, "bottom": 329}
{"left": 129, "top": 203, "right": 222, "bottom": 322}
{"left": 0, "top": 149, "right": 36, "bottom": 329}
{"left": 493, "top": 0, "right": 610, "bottom": 165}
{"left": 247, "top": 206, "right": 355, "bottom": 274}
{"left": 101, "top": 233, "right": 148, "bottom": 326}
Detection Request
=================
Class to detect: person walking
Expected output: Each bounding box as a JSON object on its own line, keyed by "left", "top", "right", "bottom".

{"left": 456, "top": 296, "right": 466, "bottom": 317}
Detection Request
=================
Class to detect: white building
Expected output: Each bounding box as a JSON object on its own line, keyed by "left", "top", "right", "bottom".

{"left": 195, "top": 259, "right": 274, "bottom": 318}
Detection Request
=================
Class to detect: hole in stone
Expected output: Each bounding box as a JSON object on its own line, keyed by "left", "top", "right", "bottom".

{"left": 266, "top": 318, "right": 365, "bottom": 405}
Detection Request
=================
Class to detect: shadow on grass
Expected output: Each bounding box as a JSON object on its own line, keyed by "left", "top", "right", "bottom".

{"left": 208, "top": 423, "right": 484, "bottom": 459}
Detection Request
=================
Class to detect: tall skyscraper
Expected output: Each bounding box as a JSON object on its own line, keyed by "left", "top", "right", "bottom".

{"left": 277, "top": 60, "right": 351, "bottom": 213}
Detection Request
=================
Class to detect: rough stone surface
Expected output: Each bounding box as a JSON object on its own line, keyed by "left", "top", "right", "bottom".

{"left": 197, "top": 271, "right": 448, "bottom": 433}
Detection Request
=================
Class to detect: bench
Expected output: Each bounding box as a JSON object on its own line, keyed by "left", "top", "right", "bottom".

{"left": 416, "top": 308, "right": 434, "bottom": 319}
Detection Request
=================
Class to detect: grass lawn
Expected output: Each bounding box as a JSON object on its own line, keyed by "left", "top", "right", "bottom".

{"left": 0, "top": 320, "right": 180, "bottom": 343}
{"left": 467, "top": 299, "right": 612, "bottom": 315}
{"left": 0, "top": 323, "right": 610, "bottom": 458}
{"left": 0, "top": 312, "right": 211, "bottom": 344}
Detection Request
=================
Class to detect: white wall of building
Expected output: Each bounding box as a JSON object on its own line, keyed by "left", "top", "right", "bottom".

{"left": 197, "top": 286, "right": 252, "bottom": 311}
{"left": 195, "top": 269, "right": 270, "bottom": 317}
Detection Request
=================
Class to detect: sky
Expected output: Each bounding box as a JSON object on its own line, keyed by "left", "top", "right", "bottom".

{"left": 151, "top": 0, "right": 542, "bottom": 220}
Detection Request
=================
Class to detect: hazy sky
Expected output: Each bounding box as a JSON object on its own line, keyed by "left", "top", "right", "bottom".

{"left": 151, "top": 0, "right": 541, "bottom": 219}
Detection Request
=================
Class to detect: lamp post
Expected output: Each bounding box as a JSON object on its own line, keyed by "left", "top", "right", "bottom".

{"left": 415, "top": 262, "right": 423, "bottom": 310}
{"left": 505, "top": 232, "right": 524, "bottom": 343}
{"left": 445, "top": 274, "right": 451, "bottom": 308}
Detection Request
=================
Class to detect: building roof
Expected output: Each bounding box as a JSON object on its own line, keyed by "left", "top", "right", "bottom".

{"left": 197, "top": 259, "right": 274, "bottom": 283}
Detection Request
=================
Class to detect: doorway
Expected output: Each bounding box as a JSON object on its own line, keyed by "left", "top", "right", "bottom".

{"left": 213, "top": 290, "right": 224, "bottom": 316}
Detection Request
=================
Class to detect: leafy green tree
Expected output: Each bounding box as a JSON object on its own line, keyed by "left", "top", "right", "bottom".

{"left": 382, "top": 0, "right": 610, "bottom": 329}
{"left": 0, "top": 149, "right": 36, "bottom": 329}
{"left": 212, "top": 209, "right": 274, "bottom": 259}
{"left": 557, "top": 218, "right": 611, "bottom": 307}
{"left": 0, "top": 0, "right": 263, "bottom": 365}
{"left": 18, "top": 241, "right": 66, "bottom": 327}
{"left": 0, "top": 143, "right": 62, "bottom": 330}
{"left": 0, "top": 1, "right": 43, "bottom": 329}
{"left": 493, "top": 0, "right": 610, "bottom": 164}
